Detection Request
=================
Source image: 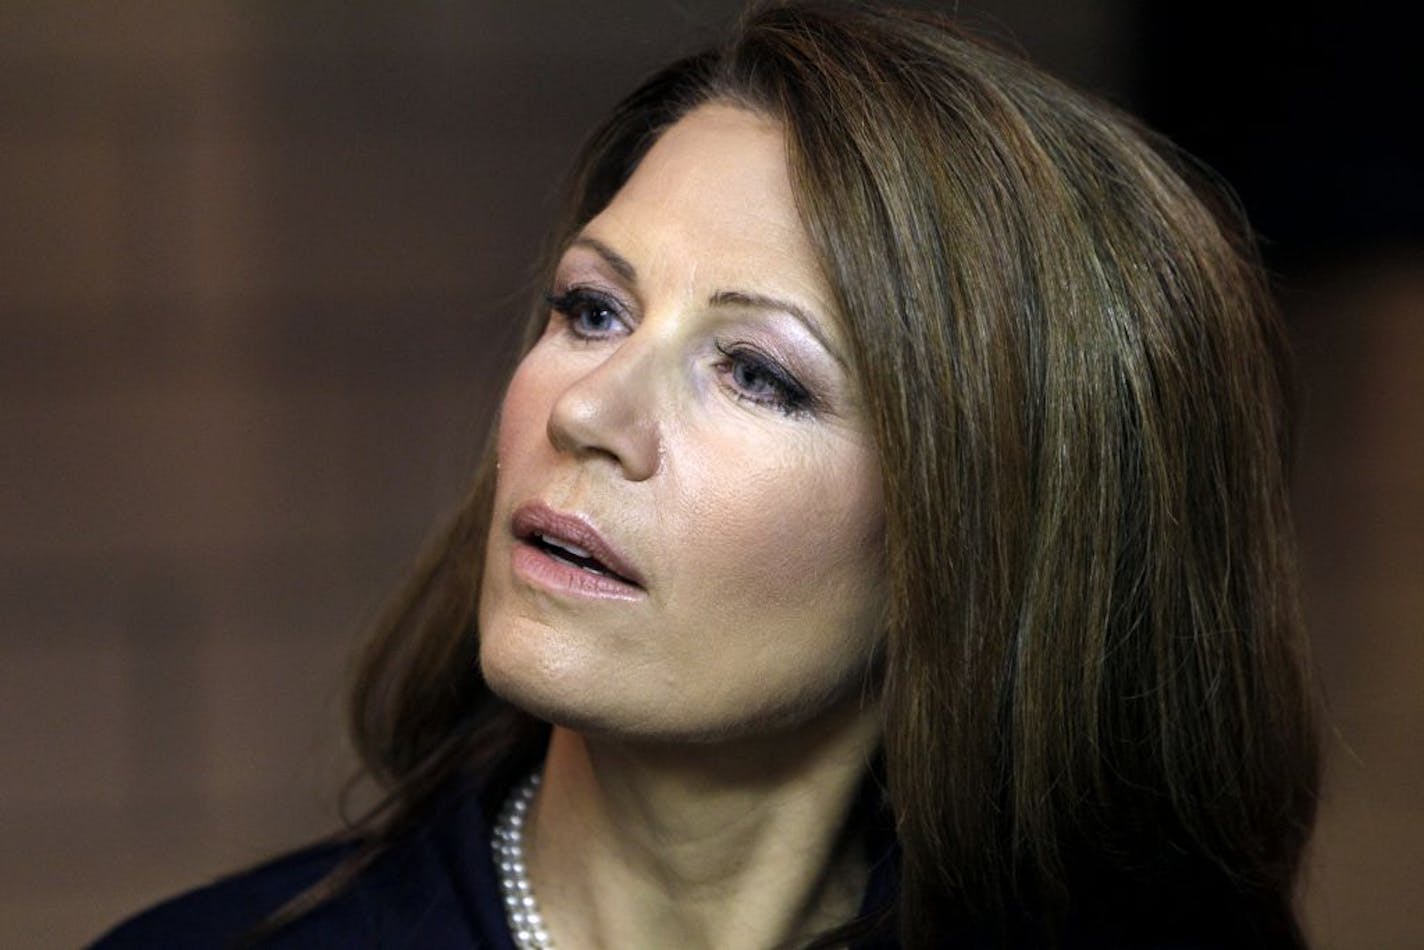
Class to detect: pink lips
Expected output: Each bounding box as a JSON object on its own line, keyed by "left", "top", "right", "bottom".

{"left": 510, "top": 501, "right": 646, "bottom": 601}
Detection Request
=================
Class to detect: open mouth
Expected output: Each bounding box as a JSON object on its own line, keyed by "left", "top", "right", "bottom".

{"left": 510, "top": 502, "right": 646, "bottom": 596}
{"left": 528, "top": 531, "right": 637, "bottom": 586}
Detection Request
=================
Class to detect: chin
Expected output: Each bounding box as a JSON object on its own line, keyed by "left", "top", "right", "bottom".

{"left": 481, "top": 655, "right": 683, "bottom": 743}
{"left": 477, "top": 626, "right": 628, "bottom": 737}
{"left": 480, "top": 633, "right": 873, "bottom": 750}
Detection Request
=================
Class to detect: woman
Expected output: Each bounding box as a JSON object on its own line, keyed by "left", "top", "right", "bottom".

{"left": 95, "top": 2, "right": 1319, "bottom": 947}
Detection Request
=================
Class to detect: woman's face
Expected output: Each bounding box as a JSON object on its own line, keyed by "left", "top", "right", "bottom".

{"left": 478, "top": 104, "right": 885, "bottom": 743}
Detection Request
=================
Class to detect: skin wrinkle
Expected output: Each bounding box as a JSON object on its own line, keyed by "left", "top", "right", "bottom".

{"left": 475, "top": 104, "right": 887, "bottom": 949}
{"left": 479, "top": 104, "right": 885, "bottom": 742}
{"left": 287, "top": 11, "right": 1317, "bottom": 948}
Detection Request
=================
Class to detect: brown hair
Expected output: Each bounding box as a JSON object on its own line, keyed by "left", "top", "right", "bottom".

{"left": 267, "top": 3, "right": 1319, "bottom": 946}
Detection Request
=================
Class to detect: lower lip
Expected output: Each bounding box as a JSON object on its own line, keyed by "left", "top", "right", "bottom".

{"left": 512, "top": 541, "right": 646, "bottom": 602}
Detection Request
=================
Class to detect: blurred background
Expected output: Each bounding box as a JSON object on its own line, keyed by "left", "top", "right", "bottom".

{"left": 1, "top": 2, "right": 1418, "bottom": 946}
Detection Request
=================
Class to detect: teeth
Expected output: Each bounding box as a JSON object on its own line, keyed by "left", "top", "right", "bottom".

{"left": 536, "top": 533, "right": 593, "bottom": 560}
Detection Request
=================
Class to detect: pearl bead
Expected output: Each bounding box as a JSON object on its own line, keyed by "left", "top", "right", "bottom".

{"left": 492, "top": 772, "right": 555, "bottom": 950}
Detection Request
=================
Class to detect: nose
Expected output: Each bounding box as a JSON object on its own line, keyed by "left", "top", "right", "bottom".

{"left": 545, "top": 342, "right": 662, "bottom": 481}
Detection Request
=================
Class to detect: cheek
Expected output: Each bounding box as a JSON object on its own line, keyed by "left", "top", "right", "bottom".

{"left": 495, "top": 352, "right": 558, "bottom": 472}
{"left": 673, "top": 439, "right": 885, "bottom": 623}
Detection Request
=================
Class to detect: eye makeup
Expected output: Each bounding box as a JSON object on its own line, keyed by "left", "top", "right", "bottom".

{"left": 544, "top": 240, "right": 844, "bottom": 419}
{"left": 712, "top": 337, "right": 821, "bottom": 416}
{"left": 545, "top": 286, "right": 631, "bottom": 341}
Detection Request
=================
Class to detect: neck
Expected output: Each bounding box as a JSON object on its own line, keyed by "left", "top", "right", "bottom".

{"left": 523, "top": 701, "right": 881, "bottom": 950}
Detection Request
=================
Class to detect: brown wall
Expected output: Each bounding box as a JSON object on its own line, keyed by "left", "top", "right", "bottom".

{"left": 3, "top": 4, "right": 721, "bottom": 941}
{"left": 1, "top": 3, "right": 1417, "bottom": 947}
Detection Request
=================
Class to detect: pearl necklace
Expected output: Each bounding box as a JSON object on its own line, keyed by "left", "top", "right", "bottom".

{"left": 492, "top": 772, "right": 556, "bottom": 949}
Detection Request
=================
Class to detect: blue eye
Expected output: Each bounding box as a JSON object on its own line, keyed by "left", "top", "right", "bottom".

{"left": 715, "top": 342, "right": 815, "bottom": 416}
{"left": 730, "top": 358, "right": 778, "bottom": 397}
{"left": 545, "top": 288, "right": 627, "bottom": 339}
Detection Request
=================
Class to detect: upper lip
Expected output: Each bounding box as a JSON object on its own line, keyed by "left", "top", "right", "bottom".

{"left": 511, "top": 501, "right": 646, "bottom": 589}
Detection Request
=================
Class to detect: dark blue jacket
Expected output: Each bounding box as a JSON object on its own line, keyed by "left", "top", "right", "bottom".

{"left": 89, "top": 778, "right": 1269, "bottom": 949}
{"left": 90, "top": 783, "right": 518, "bottom": 949}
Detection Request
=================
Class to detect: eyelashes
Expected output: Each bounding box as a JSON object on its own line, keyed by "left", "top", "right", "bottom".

{"left": 544, "top": 287, "right": 627, "bottom": 339}
{"left": 544, "top": 285, "right": 819, "bottom": 417}
{"left": 713, "top": 341, "right": 815, "bottom": 415}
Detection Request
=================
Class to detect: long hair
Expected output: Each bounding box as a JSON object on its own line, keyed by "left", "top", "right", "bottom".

{"left": 270, "top": 3, "right": 1319, "bottom": 946}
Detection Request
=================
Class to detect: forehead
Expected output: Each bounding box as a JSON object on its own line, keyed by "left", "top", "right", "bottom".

{"left": 581, "top": 104, "right": 836, "bottom": 328}
{"left": 604, "top": 103, "right": 793, "bottom": 229}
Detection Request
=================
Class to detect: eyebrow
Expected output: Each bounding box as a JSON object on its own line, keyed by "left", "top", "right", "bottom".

{"left": 570, "top": 236, "right": 637, "bottom": 282}
{"left": 707, "top": 289, "right": 847, "bottom": 368}
{"left": 569, "top": 234, "right": 847, "bottom": 367}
